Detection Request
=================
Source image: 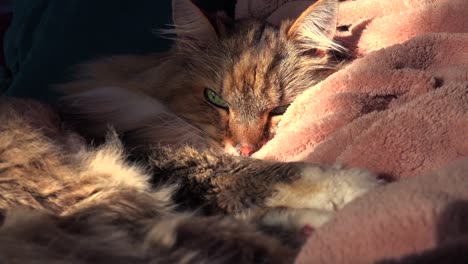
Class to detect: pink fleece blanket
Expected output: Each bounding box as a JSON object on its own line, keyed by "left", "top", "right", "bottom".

{"left": 237, "top": 0, "right": 468, "bottom": 262}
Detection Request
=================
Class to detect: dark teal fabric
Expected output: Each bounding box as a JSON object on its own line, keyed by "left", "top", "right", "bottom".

{"left": 4, "top": 0, "right": 173, "bottom": 103}
{"left": 3, "top": 0, "right": 234, "bottom": 103}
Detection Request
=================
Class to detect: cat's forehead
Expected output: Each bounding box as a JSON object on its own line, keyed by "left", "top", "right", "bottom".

{"left": 217, "top": 22, "right": 301, "bottom": 106}
{"left": 192, "top": 20, "right": 332, "bottom": 112}
{"left": 222, "top": 21, "right": 289, "bottom": 68}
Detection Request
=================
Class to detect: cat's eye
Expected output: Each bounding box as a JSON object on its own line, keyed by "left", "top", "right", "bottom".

{"left": 204, "top": 88, "right": 228, "bottom": 109}
{"left": 270, "top": 104, "right": 290, "bottom": 116}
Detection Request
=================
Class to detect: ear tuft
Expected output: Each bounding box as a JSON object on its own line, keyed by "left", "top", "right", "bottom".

{"left": 169, "top": 0, "right": 218, "bottom": 51}
{"left": 287, "top": 0, "right": 344, "bottom": 53}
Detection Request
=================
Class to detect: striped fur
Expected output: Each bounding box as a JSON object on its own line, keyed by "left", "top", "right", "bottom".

{"left": 0, "top": 98, "right": 295, "bottom": 263}
{"left": 0, "top": 0, "right": 383, "bottom": 262}
{"left": 0, "top": 97, "right": 381, "bottom": 263}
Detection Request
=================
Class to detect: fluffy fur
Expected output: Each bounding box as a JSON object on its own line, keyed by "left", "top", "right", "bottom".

{"left": 0, "top": 0, "right": 385, "bottom": 262}
{"left": 0, "top": 97, "right": 381, "bottom": 263}
{"left": 0, "top": 98, "right": 291, "bottom": 263}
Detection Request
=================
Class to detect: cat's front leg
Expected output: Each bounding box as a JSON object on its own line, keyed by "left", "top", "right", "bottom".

{"left": 243, "top": 165, "right": 382, "bottom": 236}
{"left": 266, "top": 164, "right": 382, "bottom": 213}
{"left": 149, "top": 146, "right": 382, "bottom": 222}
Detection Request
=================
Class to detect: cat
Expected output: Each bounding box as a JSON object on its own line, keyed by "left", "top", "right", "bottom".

{"left": 58, "top": 0, "right": 346, "bottom": 156}
{"left": 0, "top": 98, "right": 379, "bottom": 263}
{"left": 0, "top": 0, "right": 382, "bottom": 263}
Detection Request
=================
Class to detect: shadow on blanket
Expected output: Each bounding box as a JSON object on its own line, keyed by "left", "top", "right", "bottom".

{"left": 376, "top": 200, "right": 468, "bottom": 264}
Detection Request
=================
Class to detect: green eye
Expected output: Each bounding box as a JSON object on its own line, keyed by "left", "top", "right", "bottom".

{"left": 270, "top": 104, "right": 290, "bottom": 116}
{"left": 204, "top": 88, "right": 228, "bottom": 109}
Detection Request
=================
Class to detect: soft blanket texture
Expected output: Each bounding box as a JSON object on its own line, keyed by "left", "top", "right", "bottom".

{"left": 237, "top": 0, "right": 468, "bottom": 263}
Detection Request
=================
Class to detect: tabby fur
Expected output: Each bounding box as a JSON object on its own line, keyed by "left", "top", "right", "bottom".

{"left": 0, "top": 0, "right": 382, "bottom": 263}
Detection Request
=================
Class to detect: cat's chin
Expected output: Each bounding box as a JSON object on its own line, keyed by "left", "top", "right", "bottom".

{"left": 223, "top": 143, "right": 268, "bottom": 157}
{"left": 223, "top": 145, "right": 242, "bottom": 156}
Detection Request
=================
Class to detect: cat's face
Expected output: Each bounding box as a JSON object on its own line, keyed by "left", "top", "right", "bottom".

{"left": 167, "top": 0, "right": 343, "bottom": 156}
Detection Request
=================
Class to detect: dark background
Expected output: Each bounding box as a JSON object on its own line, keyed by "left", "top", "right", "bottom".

{"left": 0, "top": 0, "right": 236, "bottom": 103}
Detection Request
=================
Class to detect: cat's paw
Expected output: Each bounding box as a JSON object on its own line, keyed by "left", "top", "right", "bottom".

{"left": 266, "top": 165, "right": 382, "bottom": 212}
{"left": 260, "top": 208, "right": 334, "bottom": 231}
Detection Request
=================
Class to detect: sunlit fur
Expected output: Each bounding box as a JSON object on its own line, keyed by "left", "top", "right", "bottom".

{"left": 59, "top": 0, "right": 344, "bottom": 156}
{"left": 0, "top": 97, "right": 380, "bottom": 263}
{"left": 0, "top": 1, "right": 385, "bottom": 262}
{"left": 0, "top": 99, "right": 295, "bottom": 263}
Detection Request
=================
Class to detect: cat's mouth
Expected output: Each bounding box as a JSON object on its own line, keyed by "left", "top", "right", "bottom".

{"left": 221, "top": 117, "right": 279, "bottom": 157}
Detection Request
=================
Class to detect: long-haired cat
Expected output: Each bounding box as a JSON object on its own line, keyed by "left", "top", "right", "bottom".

{"left": 0, "top": 0, "right": 382, "bottom": 263}
{"left": 59, "top": 0, "right": 345, "bottom": 156}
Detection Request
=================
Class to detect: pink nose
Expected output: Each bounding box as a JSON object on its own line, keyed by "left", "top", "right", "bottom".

{"left": 239, "top": 145, "right": 256, "bottom": 157}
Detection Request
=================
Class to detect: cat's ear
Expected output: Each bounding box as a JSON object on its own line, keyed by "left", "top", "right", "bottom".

{"left": 287, "top": 0, "right": 343, "bottom": 54}
{"left": 172, "top": 0, "right": 218, "bottom": 51}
